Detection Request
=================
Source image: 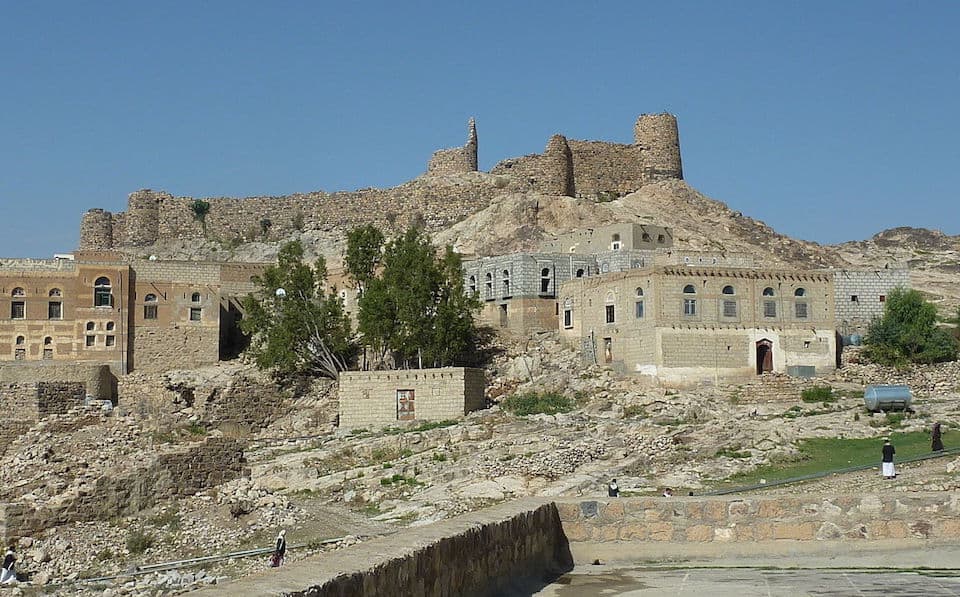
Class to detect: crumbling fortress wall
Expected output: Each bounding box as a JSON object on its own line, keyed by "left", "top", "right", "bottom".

{"left": 0, "top": 435, "right": 245, "bottom": 542}
{"left": 79, "top": 114, "right": 683, "bottom": 251}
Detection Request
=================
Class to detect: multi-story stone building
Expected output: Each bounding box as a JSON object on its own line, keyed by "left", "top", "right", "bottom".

{"left": 558, "top": 265, "right": 839, "bottom": 384}
{"left": 831, "top": 269, "right": 911, "bottom": 336}
{"left": 0, "top": 252, "right": 267, "bottom": 375}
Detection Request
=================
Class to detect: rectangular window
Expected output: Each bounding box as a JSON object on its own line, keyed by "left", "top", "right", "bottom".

{"left": 105, "top": 335, "right": 116, "bottom": 347}
{"left": 635, "top": 300, "right": 644, "bottom": 319}
{"left": 397, "top": 389, "right": 415, "bottom": 421}
{"left": 722, "top": 300, "right": 737, "bottom": 318}
{"left": 795, "top": 302, "right": 808, "bottom": 319}
{"left": 190, "top": 308, "right": 202, "bottom": 321}
{"left": 15, "top": 348, "right": 26, "bottom": 360}
{"left": 563, "top": 309, "right": 573, "bottom": 329}
{"left": 43, "top": 348, "right": 53, "bottom": 360}
{"left": 683, "top": 298, "right": 697, "bottom": 316}
{"left": 850, "top": 295, "right": 858, "bottom": 302}
{"left": 48, "top": 301, "right": 62, "bottom": 319}
{"left": 763, "top": 301, "right": 777, "bottom": 318}
{"left": 879, "top": 295, "right": 886, "bottom": 303}
{"left": 605, "top": 304, "right": 615, "bottom": 323}
{"left": 11, "top": 301, "right": 25, "bottom": 319}
{"left": 144, "top": 305, "right": 158, "bottom": 320}
{"left": 85, "top": 335, "right": 95, "bottom": 347}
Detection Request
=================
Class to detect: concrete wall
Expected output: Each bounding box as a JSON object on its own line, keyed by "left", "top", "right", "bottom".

{"left": 339, "top": 367, "right": 485, "bottom": 430}
{"left": 541, "top": 223, "right": 673, "bottom": 254}
{"left": 189, "top": 498, "right": 572, "bottom": 597}
{"left": 0, "top": 436, "right": 245, "bottom": 542}
{"left": 555, "top": 494, "right": 960, "bottom": 561}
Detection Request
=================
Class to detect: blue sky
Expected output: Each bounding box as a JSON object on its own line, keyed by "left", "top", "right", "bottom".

{"left": 2, "top": 1, "right": 958, "bottom": 258}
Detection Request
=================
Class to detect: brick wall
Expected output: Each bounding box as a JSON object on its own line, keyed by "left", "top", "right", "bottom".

{"left": 832, "top": 269, "right": 910, "bottom": 335}
{"left": 339, "top": 367, "right": 485, "bottom": 429}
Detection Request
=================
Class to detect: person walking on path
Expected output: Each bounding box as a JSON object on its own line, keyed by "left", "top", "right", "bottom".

{"left": 1, "top": 546, "right": 15, "bottom": 584}
{"left": 271, "top": 529, "right": 287, "bottom": 567}
{"left": 607, "top": 479, "right": 620, "bottom": 497}
{"left": 932, "top": 422, "right": 945, "bottom": 452}
{"left": 881, "top": 438, "right": 896, "bottom": 479}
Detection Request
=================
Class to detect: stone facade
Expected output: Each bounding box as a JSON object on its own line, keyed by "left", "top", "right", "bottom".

{"left": 77, "top": 114, "right": 684, "bottom": 251}
{"left": 0, "top": 253, "right": 267, "bottom": 375}
{"left": 338, "top": 367, "right": 485, "bottom": 430}
{"left": 555, "top": 494, "right": 960, "bottom": 557}
{"left": 832, "top": 269, "right": 910, "bottom": 335}
{"left": 0, "top": 435, "right": 245, "bottom": 542}
{"left": 559, "top": 266, "right": 838, "bottom": 384}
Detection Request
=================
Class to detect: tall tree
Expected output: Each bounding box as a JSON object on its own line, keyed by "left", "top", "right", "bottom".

{"left": 864, "top": 288, "right": 959, "bottom": 366}
{"left": 241, "top": 241, "right": 354, "bottom": 379}
{"left": 356, "top": 227, "right": 480, "bottom": 369}
{"left": 344, "top": 224, "right": 385, "bottom": 295}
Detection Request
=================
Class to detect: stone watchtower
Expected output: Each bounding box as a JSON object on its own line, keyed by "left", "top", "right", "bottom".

{"left": 634, "top": 113, "right": 683, "bottom": 181}
{"left": 542, "top": 134, "right": 575, "bottom": 197}
{"left": 426, "top": 118, "right": 479, "bottom": 176}
{"left": 125, "top": 189, "right": 163, "bottom": 246}
{"left": 79, "top": 208, "right": 114, "bottom": 250}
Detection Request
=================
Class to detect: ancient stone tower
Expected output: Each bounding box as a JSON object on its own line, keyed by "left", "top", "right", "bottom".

{"left": 543, "top": 134, "right": 575, "bottom": 197}
{"left": 426, "top": 118, "right": 479, "bottom": 175}
{"left": 126, "top": 189, "right": 162, "bottom": 246}
{"left": 79, "top": 208, "right": 114, "bottom": 250}
{"left": 634, "top": 113, "right": 683, "bottom": 181}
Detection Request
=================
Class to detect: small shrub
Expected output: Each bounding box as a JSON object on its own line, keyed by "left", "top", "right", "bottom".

{"left": 95, "top": 548, "right": 114, "bottom": 561}
{"left": 291, "top": 210, "right": 305, "bottom": 232}
{"left": 854, "top": 412, "right": 861, "bottom": 421}
{"left": 399, "top": 448, "right": 414, "bottom": 458}
{"left": 623, "top": 405, "right": 646, "bottom": 418}
{"left": 431, "top": 452, "right": 447, "bottom": 462}
{"left": 126, "top": 529, "right": 155, "bottom": 555}
{"left": 183, "top": 422, "right": 207, "bottom": 436}
{"left": 501, "top": 391, "right": 574, "bottom": 416}
{"left": 716, "top": 447, "right": 751, "bottom": 459}
{"left": 801, "top": 386, "right": 835, "bottom": 403}
{"left": 148, "top": 506, "right": 181, "bottom": 530}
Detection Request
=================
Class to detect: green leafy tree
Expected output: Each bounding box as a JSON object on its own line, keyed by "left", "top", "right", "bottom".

{"left": 355, "top": 227, "right": 480, "bottom": 368}
{"left": 190, "top": 199, "right": 211, "bottom": 234}
{"left": 241, "top": 241, "right": 354, "bottom": 379}
{"left": 344, "top": 224, "right": 385, "bottom": 294}
{"left": 864, "top": 288, "right": 959, "bottom": 366}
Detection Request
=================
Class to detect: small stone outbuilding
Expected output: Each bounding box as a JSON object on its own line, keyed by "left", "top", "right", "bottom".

{"left": 338, "top": 367, "right": 485, "bottom": 429}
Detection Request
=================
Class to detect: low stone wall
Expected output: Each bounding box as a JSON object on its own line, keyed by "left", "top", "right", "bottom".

{"left": 190, "top": 498, "right": 571, "bottom": 597}
{"left": 0, "top": 436, "right": 245, "bottom": 542}
{"left": 0, "top": 362, "right": 115, "bottom": 401}
{"left": 556, "top": 494, "right": 960, "bottom": 561}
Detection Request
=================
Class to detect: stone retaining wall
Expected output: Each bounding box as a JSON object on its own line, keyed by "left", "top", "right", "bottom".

{"left": 556, "top": 494, "right": 960, "bottom": 561}
{"left": 190, "top": 498, "right": 572, "bottom": 597}
{"left": 0, "top": 436, "right": 245, "bottom": 542}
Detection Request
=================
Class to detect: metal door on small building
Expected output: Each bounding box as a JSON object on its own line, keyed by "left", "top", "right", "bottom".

{"left": 397, "top": 389, "right": 415, "bottom": 421}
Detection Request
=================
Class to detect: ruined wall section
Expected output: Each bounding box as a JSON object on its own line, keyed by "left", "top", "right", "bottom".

{"left": 78, "top": 209, "right": 113, "bottom": 251}
{"left": 426, "top": 118, "right": 478, "bottom": 176}
{"left": 567, "top": 140, "right": 646, "bottom": 198}
{"left": 490, "top": 135, "right": 575, "bottom": 197}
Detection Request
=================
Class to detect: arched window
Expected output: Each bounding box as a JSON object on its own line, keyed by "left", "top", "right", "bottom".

{"left": 484, "top": 273, "right": 493, "bottom": 298}
{"left": 43, "top": 336, "right": 52, "bottom": 345}
{"left": 762, "top": 287, "right": 777, "bottom": 318}
{"left": 106, "top": 321, "right": 115, "bottom": 331}
{"left": 501, "top": 269, "right": 511, "bottom": 296}
{"left": 94, "top": 277, "right": 112, "bottom": 307}
{"left": 540, "top": 268, "right": 551, "bottom": 294}
{"left": 576, "top": 268, "right": 585, "bottom": 278}
{"left": 191, "top": 292, "right": 201, "bottom": 303}
{"left": 15, "top": 336, "right": 25, "bottom": 345}
{"left": 794, "top": 288, "right": 806, "bottom": 297}
{"left": 642, "top": 232, "right": 651, "bottom": 242}
{"left": 144, "top": 293, "right": 159, "bottom": 319}
{"left": 12, "top": 287, "right": 24, "bottom": 297}
{"left": 49, "top": 288, "right": 61, "bottom": 297}
{"left": 721, "top": 286, "right": 738, "bottom": 318}
{"left": 604, "top": 291, "right": 616, "bottom": 323}
{"left": 794, "top": 288, "right": 808, "bottom": 319}
{"left": 722, "top": 285, "right": 735, "bottom": 295}
{"left": 762, "top": 287, "right": 775, "bottom": 296}
{"left": 468, "top": 276, "right": 477, "bottom": 296}
{"left": 635, "top": 287, "right": 644, "bottom": 318}
{"left": 611, "top": 233, "right": 621, "bottom": 251}
{"left": 562, "top": 298, "right": 574, "bottom": 329}
{"left": 682, "top": 284, "right": 697, "bottom": 316}
{"left": 635, "top": 287, "right": 644, "bottom": 297}
{"left": 86, "top": 321, "right": 95, "bottom": 331}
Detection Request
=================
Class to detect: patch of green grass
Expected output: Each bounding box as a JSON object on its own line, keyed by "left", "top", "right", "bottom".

{"left": 869, "top": 412, "right": 909, "bottom": 429}
{"left": 379, "top": 474, "right": 423, "bottom": 487}
{"left": 383, "top": 420, "right": 458, "bottom": 435}
{"left": 623, "top": 405, "right": 647, "bottom": 418}
{"left": 126, "top": 528, "right": 156, "bottom": 555}
{"left": 801, "top": 386, "right": 836, "bottom": 403}
{"left": 722, "top": 431, "right": 932, "bottom": 487}
{"left": 399, "top": 448, "right": 414, "bottom": 458}
{"left": 431, "top": 452, "right": 447, "bottom": 462}
{"left": 501, "top": 391, "right": 574, "bottom": 416}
